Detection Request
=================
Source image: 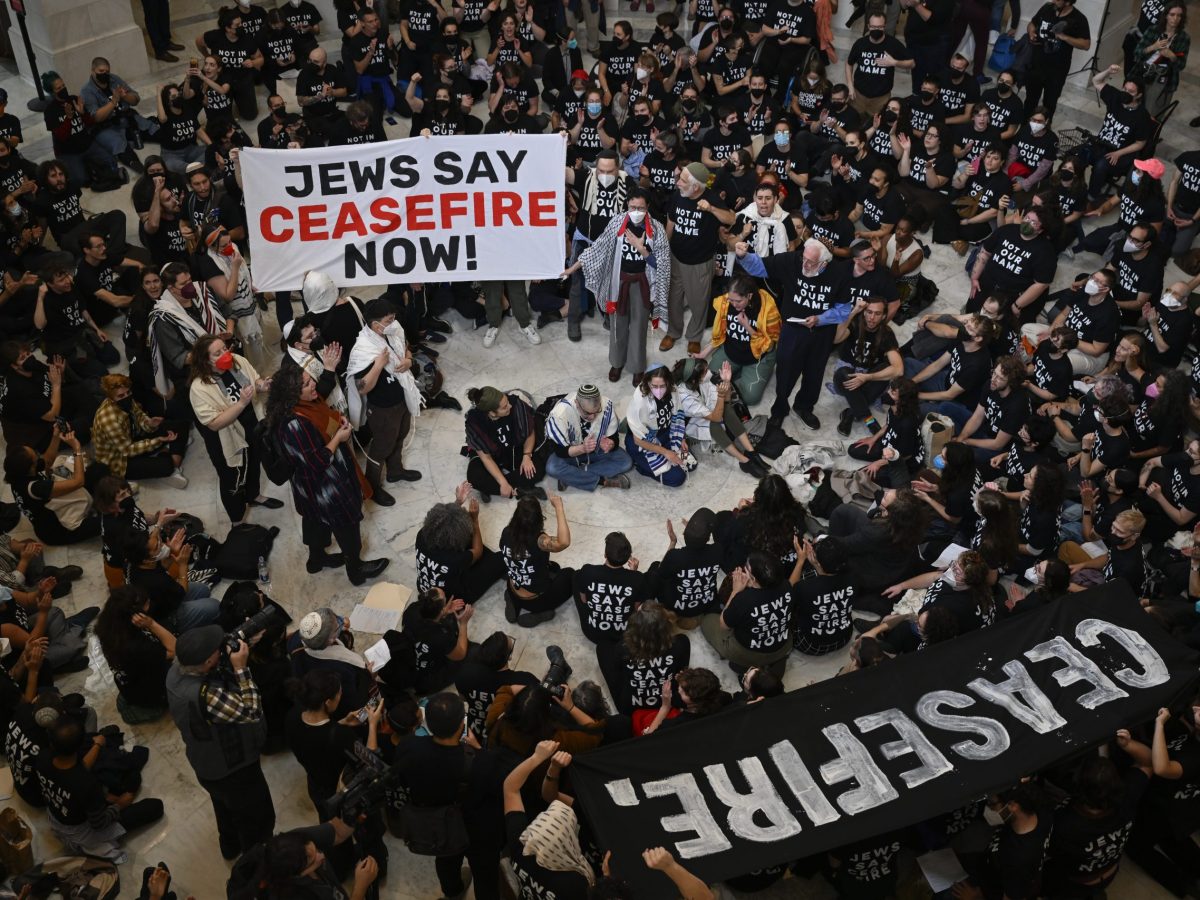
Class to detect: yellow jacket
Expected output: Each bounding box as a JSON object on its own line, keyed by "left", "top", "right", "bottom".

{"left": 710, "top": 290, "right": 781, "bottom": 360}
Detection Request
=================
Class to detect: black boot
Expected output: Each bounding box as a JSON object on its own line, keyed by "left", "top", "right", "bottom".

{"left": 348, "top": 558, "right": 389, "bottom": 586}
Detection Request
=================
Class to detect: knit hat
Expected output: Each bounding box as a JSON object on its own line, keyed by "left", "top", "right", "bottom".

{"left": 470, "top": 386, "right": 504, "bottom": 412}
{"left": 576, "top": 384, "right": 600, "bottom": 405}
{"left": 299, "top": 608, "right": 341, "bottom": 649}
{"left": 33, "top": 691, "right": 63, "bottom": 729}
{"left": 683, "top": 162, "right": 709, "bottom": 186}
{"left": 176, "top": 625, "right": 225, "bottom": 665}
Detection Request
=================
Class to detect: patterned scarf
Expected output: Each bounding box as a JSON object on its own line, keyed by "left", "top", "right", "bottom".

{"left": 518, "top": 801, "right": 595, "bottom": 885}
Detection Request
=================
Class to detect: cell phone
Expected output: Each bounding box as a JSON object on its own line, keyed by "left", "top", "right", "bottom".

{"left": 385, "top": 115, "right": 398, "bottom": 125}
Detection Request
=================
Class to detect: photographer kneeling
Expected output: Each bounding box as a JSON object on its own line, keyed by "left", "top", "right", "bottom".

{"left": 255, "top": 815, "right": 379, "bottom": 900}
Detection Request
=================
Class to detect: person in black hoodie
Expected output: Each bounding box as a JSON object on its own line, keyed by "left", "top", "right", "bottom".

{"left": 573, "top": 532, "right": 648, "bottom": 643}
{"left": 455, "top": 631, "right": 539, "bottom": 743}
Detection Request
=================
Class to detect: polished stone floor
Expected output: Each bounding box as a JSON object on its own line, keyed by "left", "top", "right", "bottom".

{"left": 0, "top": 2, "right": 1195, "bottom": 896}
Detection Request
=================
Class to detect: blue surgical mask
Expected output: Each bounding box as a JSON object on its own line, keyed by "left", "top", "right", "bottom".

{"left": 568, "top": 38, "right": 578, "bottom": 49}
{"left": 1131, "top": 170, "right": 1143, "bottom": 185}
{"left": 587, "top": 101, "right": 602, "bottom": 116}
{"left": 774, "top": 131, "right": 789, "bottom": 147}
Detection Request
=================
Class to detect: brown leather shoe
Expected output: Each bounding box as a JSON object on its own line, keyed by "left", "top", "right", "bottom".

{"left": 659, "top": 335, "right": 675, "bottom": 351}
{"left": 632, "top": 371, "right": 644, "bottom": 386}
{"left": 951, "top": 240, "right": 968, "bottom": 257}
{"left": 608, "top": 366, "right": 622, "bottom": 382}
{"left": 687, "top": 341, "right": 701, "bottom": 354}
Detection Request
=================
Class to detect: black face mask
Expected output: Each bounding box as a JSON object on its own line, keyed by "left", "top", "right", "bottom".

{"left": 1121, "top": 90, "right": 1137, "bottom": 105}
{"left": 308, "top": 335, "right": 326, "bottom": 352}
{"left": 950, "top": 68, "right": 967, "bottom": 81}
{"left": 435, "top": 98, "right": 451, "bottom": 113}
{"left": 920, "top": 90, "right": 935, "bottom": 103}
{"left": 681, "top": 100, "right": 697, "bottom": 111}
{"left": 19, "top": 356, "right": 35, "bottom": 373}
{"left": 55, "top": 88, "right": 69, "bottom": 101}
{"left": 95, "top": 73, "right": 110, "bottom": 87}
{"left": 445, "top": 38, "right": 458, "bottom": 48}
{"left": 998, "top": 83, "right": 1013, "bottom": 95}
{"left": 749, "top": 88, "right": 765, "bottom": 99}
{"left": 869, "top": 28, "right": 884, "bottom": 39}
{"left": 120, "top": 496, "right": 135, "bottom": 511}
{"left": 882, "top": 108, "right": 898, "bottom": 123}
{"left": 1059, "top": 169, "right": 1074, "bottom": 183}
{"left": 720, "top": 19, "right": 733, "bottom": 28}
{"left": 831, "top": 100, "right": 846, "bottom": 111}
{"left": 502, "top": 109, "right": 518, "bottom": 122}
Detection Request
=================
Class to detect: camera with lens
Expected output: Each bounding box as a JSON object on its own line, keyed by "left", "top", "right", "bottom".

{"left": 323, "top": 742, "right": 399, "bottom": 822}
{"left": 225, "top": 604, "right": 285, "bottom": 653}
{"left": 540, "top": 645, "right": 572, "bottom": 699}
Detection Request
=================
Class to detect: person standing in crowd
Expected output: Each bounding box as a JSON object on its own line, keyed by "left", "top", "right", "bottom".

{"left": 1023, "top": 0, "right": 1092, "bottom": 117}
{"left": 735, "top": 237, "right": 849, "bottom": 431}
{"left": 188, "top": 335, "right": 280, "bottom": 524}
{"left": 563, "top": 151, "right": 629, "bottom": 342}
{"left": 545, "top": 384, "right": 633, "bottom": 492}
{"left": 346, "top": 298, "right": 424, "bottom": 508}
{"left": 845, "top": 11, "right": 913, "bottom": 117}
{"left": 265, "top": 365, "right": 389, "bottom": 585}
{"left": 166, "top": 625, "right": 275, "bottom": 861}
{"left": 560, "top": 189, "right": 670, "bottom": 385}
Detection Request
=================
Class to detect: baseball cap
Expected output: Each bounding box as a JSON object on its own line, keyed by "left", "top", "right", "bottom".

{"left": 1133, "top": 158, "right": 1165, "bottom": 180}
{"left": 176, "top": 624, "right": 225, "bottom": 665}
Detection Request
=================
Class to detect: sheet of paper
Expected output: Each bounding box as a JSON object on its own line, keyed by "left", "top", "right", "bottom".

{"left": 349, "top": 604, "right": 402, "bottom": 635}
{"left": 933, "top": 543, "right": 969, "bottom": 569}
{"left": 1073, "top": 379, "right": 1094, "bottom": 395}
{"left": 1081, "top": 540, "right": 1108, "bottom": 558}
{"left": 917, "top": 848, "right": 969, "bottom": 893}
{"left": 364, "top": 639, "right": 392, "bottom": 671}
{"left": 363, "top": 582, "right": 412, "bottom": 612}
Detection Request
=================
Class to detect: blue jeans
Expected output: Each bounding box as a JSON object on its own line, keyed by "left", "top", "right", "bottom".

{"left": 60, "top": 142, "right": 119, "bottom": 185}
{"left": 546, "top": 448, "right": 633, "bottom": 491}
{"left": 358, "top": 75, "right": 397, "bottom": 112}
{"left": 168, "top": 583, "right": 221, "bottom": 632}
{"left": 904, "top": 357, "right": 974, "bottom": 428}
{"left": 93, "top": 126, "right": 128, "bottom": 159}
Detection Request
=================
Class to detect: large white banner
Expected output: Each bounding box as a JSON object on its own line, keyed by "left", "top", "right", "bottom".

{"left": 240, "top": 134, "right": 567, "bottom": 292}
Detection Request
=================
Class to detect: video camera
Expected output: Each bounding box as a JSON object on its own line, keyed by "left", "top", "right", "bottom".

{"left": 323, "top": 742, "right": 401, "bottom": 822}
{"left": 224, "top": 605, "right": 286, "bottom": 653}
{"left": 540, "top": 645, "right": 572, "bottom": 700}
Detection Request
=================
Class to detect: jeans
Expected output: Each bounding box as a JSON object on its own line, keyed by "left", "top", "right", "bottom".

{"left": 93, "top": 126, "right": 129, "bottom": 160}
{"left": 546, "top": 447, "right": 633, "bottom": 491}
{"left": 161, "top": 144, "right": 206, "bottom": 174}
{"left": 59, "top": 143, "right": 120, "bottom": 185}
{"left": 166, "top": 583, "right": 221, "bottom": 632}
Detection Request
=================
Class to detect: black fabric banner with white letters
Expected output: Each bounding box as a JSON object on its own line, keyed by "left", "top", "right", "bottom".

{"left": 571, "top": 581, "right": 1199, "bottom": 896}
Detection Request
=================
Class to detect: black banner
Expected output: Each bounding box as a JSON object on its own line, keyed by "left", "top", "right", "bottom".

{"left": 571, "top": 582, "right": 1200, "bottom": 896}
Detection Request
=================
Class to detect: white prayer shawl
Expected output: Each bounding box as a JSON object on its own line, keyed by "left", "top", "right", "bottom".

{"left": 303, "top": 641, "right": 367, "bottom": 670}
{"left": 206, "top": 247, "right": 257, "bottom": 319}
{"left": 679, "top": 380, "right": 719, "bottom": 442}
{"left": 288, "top": 346, "right": 348, "bottom": 413}
{"left": 725, "top": 200, "right": 790, "bottom": 271}
{"left": 147, "top": 286, "right": 226, "bottom": 396}
{"left": 345, "top": 325, "right": 424, "bottom": 427}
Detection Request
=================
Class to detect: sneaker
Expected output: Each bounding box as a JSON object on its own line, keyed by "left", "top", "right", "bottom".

{"left": 796, "top": 409, "right": 820, "bottom": 430}
{"left": 164, "top": 469, "right": 188, "bottom": 489}
{"left": 601, "top": 474, "right": 631, "bottom": 489}
{"left": 483, "top": 326, "right": 499, "bottom": 348}
{"left": 425, "top": 316, "right": 452, "bottom": 333}
{"left": 567, "top": 320, "right": 582, "bottom": 342}
{"left": 521, "top": 324, "right": 542, "bottom": 345}
{"left": 190, "top": 566, "right": 220, "bottom": 585}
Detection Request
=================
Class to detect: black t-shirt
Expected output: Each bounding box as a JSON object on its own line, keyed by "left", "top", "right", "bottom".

{"left": 701, "top": 124, "right": 751, "bottom": 166}
{"left": 981, "top": 809, "right": 1052, "bottom": 900}
{"left": 1144, "top": 297, "right": 1193, "bottom": 368}
{"left": 29, "top": 185, "right": 85, "bottom": 242}
{"left": 573, "top": 564, "right": 646, "bottom": 642}
{"left": 1020, "top": 501, "right": 1061, "bottom": 556}
{"left": 0, "top": 112, "right": 23, "bottom": 147}
{"left": 848, "top": 35, "right": 910, "bottom": 97}
{"left": 601, "top": 39, "right": 642, "bottom": 85}
{"left": 883, "top": 410, "right": 924, "bottom": 466}
{"left": 1030, "top": 3, "right": 1091, "bottom": 64}
{"left": 669, "top": 189, "right": 726, "bottom": 263}
{"left": 641, "top": 150, "right": 680, "bottom": 195}
{"left": 1062, "top": 295, "right": 1120, "bottom": 346}
{"left": 401, "top": 609, "right": 459, "bottom": 685}
{"left": 832, "top": 829, "right": 909, "bottom": 897}
{"left": 259, "top": 26, "right": 299, "bottom": 66}
{"left": 284, "top": 708, "right": 358, "bottom": 803}
{"left": 347, "top": 31, "right": 392, "bottom": 77}
{"left": 6, "top": 704, "right": 47, "bottom": 806}
{"left": 1113, "top": 248, "right": 1163, "bottom": 306}
{"left": 296, "top": 63, "right": 346, "bottom": 119}
{"left": 905, "top": 148, "right": 955, "bottom": 191}
{"left": 613, "top": 636, "right": 693, "bottom": 714}
{"left": 35, "top": 755, "right": 105, "bottom": 826}
{"left": 1096, "top": 85, "right": 1153, "bottom": 150}
{"left": 982, "top": 225, "right": 1057, "bottom": 294}
{"left": 500, "top": 529, "right": 551, "bottom": 595}
{"left": 139, "top": 215, "right": 189, "bottom": 268}
{"left": 1030, "top": 343, "right": 1073, "bottom": 400}
{"left": 954, "top": 124, "right": 1003, "bottom": 165}
{"left": 1012, "top": 126, "right": 1060, "bottom": 170}
{"left": 859, "top": 185, "right": 903, "bottom": 233}
{"left": 101, "top": 501, "right": 152, "bottom": 574}
{"left": 395, "top": 736, "right": 468, "bottom": 807}
{"left": 506, "top": 810, "right": 592, "bottom": 900}
{"left": 720, "top": 295, "right": 758, "bottom": 366}
{"left": 1146, "top": 732, "right": 1200, "bottom": 833}
{"left": 940, "top": 70, "right": 981, "bottom": 118}
{"left": 979, "top": 387, "right": 1029, "bottom": 443}
{"left": 792, "top": 571, "right": 854, "bottom": 654}
{"left": 39, "top": 287, "right": 88, "bottom": 347}
{"left": 921, "top": 577, "right": 995, "bottom": 634}
{"left": 415, "top": 529, "right": 473, "bottom": 598}
{"left": 0, "top": 360, "right": 53, "bottom": 425}
{"left": 808, "top": 213, "right": 855, "bottom": 251}
{"left": 839, "top": 323, "right": 898, "bottom": 370}
{"left": 75, "top": 258, "right": 125, "bottom": 326}
{"left": 205, "top": 29, "right": 260, "bottom": 79}
{"left": 109, "top": 627, "right": 171, "bottom": 708}
{"left": 129, "top": 564, "right": 186, "bottom": 622}
{"left": 846, "top": 267, "right": 899, "bottom": 309}
{"left": 1173, "top": 149, "right": 1200, "bottom": 213}
{"left": 455, "top": 664, "right": 538, "bottom": 741}
{"left": 570, "top": 113, "right": 619, "bottom": 164}
{"left": 767, "top": 0, "right": 815, "bottom": 39}
{"left": 755, "top": 141, "right": 807, "bottom": 184}
{"left": 946, "top": 342, "right": 991, "bottom": 409}
{"left": 1048, "top": 768, "right": 1147, "bottom": 879}
{"left": 1103, "top": 538, "right": 1144, "bottom": 584}
{"left": 618, "top": 221, "right": 648, "bottom": 275}
{"left": 763, "top": 254, "right": 850, "bottom": 320}
{"left": 724, "top": 583, "right": 792, "bottom": 653}
{"left": 1161, "top": 452, "right": 1200, "bottom": 514}
{"left": 907, "top": 98, "right": 947, "bottom": 136}
{"left": 981, "top": 89, "right": 1024, "bottom": 133}
{"left": 654, "top": 544, "right": 723, "bottom": 614}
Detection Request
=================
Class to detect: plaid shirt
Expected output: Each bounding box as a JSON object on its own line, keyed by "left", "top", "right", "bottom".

{"left": 91, "top": 398, "right": 160, "bottom": 478}
{"left": 200, "top": 667, "right": 263, "bottom": 725}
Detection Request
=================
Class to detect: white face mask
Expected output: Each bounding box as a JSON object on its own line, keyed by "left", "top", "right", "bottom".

{"left": 1023, "top": 565, "right": 1042, "bottom": 584}
{"left": 155, "top": 543, "right": 172, "bottom": 561}
{"left": 1122, "top": 238, "right": 1141, "bottom": 253}
{"left": 6, "top": 203, "right": 20, "bottom": 217}
{"left": 635, "top": 67, "right": 649, "bottom": 80}
{"left": 1094, "top": 409, "right": 1104, "bottom": 423}
{"left": 650, "top": 385, "right": 668, "bottom": 400}
{"left": 382, "top": 321, "right": 402, "bottom": 336}
{"left": 627, "top": 209, "right": 646, "bottom": 224}
{"left": 807, "top": 76, "right": 819, "bottom": 85}
{"left": 941, "top": 566, "right": 961, "bottom": 588}
{"left": 1160, "top": 291, "right": 1185, "bottom": 309}
{"left": 1029, "top": 121, "right": 1045, "bottom": 134}
{"left": 1084, "top": 278, "right": 1102, "bottom": 295}
{"left": 597, "top": 172, "right": 616, "bottom": 188}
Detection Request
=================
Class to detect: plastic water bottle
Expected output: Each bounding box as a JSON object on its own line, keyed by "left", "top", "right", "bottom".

{"left": 257, "top": 556, "right": 270, "bottom": 586}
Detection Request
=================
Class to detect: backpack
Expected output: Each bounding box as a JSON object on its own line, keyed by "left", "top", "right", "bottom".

{"left": 14, "top": 855, "right": 120, "bottom": 900}
{"left": 754, "top": 424, "right": 799, "bottom": 460}
{"left": 211, "top": 524, "right": 281, "bottom": 580}
{"left": 254, "top": 419, "right": 294, "bottom": 486}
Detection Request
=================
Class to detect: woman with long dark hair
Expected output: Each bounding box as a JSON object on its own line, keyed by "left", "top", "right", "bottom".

{"left": 485, "top": 682, "right": 603, "bottom": 757}
{"left": 188, "top": 333, "right": 277, "bottom": 523}
{"left": 1017, "top": 463, "right": 1065, "bottom": 565}
{"left": 919, "top": 548, "right": 996, "bottom": 635}
{"left": 912, "top": 442, "right": 980, "bottom": 542}
{"left": 1131, "top": 370, "right": 1190, "bottom": 462}
{"left": 830, "top": 488, "right": 932, "bottom": 614}
{"left": 95, "top": 584, "right": 175, "bottom": 723}
{"left": 3, "top": 424, "right": 100, "bottom": 545}
{"left": 596, "top": 601, "right": 691, "bottom": 729}
{"left": 716, "top": 473, "right": 809, "bottom": 572}
{"left": 849, "top": 376, "right": 925, "bottom": 486}
{"left": 970, "top": 488, "right": 1021, "bottom": 575}
{"left": 1133, "top": 1, "right": 1190, "bottom": 113}
{"left": 264, "top": 364, "right": 387, "bottom": 586}
{"left": 499, "top": 493, "right": 573, "bottom": 626}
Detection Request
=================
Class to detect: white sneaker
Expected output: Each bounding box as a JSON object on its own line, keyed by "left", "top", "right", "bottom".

{"left": 483, "top": 327, "right": 499, "bottom": 348}
{"left": 165, "top": 469, "right": 188, "bottom": 489}
{"left": 521, "top": 324, "right": 541, "bottom": 345}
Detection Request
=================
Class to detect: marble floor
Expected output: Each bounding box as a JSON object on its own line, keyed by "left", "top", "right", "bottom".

{"left": 0, "top": 5, "right": 1195, "bottom": 898}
